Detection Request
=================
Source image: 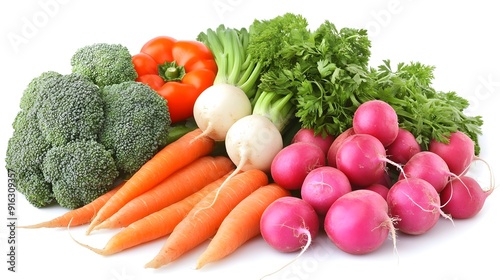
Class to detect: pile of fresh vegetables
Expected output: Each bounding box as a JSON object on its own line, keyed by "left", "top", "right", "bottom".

{"left": 9, "top": 12, "right": 496, "bottom": 274}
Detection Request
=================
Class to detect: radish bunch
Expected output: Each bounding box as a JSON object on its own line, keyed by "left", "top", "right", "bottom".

{"left": 261, "top": 99, "right": 495, "bottom": 259}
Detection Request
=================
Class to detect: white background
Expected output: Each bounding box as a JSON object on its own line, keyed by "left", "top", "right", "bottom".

{"left": 1, "top": 1, "right": 499, "bottom": 280}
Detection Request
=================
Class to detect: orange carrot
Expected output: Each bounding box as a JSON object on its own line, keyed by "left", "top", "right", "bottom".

{"left": 144, "top": 169, "right": 268, "bottom": 269}
{"left": 19, "top": 182, "right": 124, "bottom": 229}
{"left": 72, "top": 172, "right": 233, "bottom": 256}
{"left": 86, "top": 128, "right": 215, "bottom": 234}
{"left": 196, "top": 183, "right": 290, "bottom": 269}
{"left": 94, "top": 156, "right": 234, "bottom": 231}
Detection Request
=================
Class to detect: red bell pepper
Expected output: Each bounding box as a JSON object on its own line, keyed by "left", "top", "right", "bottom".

{"left": 132, "top": 36, "right": 217, "bottom": 123}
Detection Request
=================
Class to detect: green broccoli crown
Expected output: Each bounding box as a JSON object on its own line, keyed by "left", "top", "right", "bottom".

{"left": 19, "top": 71, "right": 62, "bottom": 110}
{"left": 36, "top": 73, "right": 105, "bottom": 146}
{"left": 71, "top": 43, "right": 138, "bottom": 87}
{"left": 99, "top": 81, "right": 171, "bottom": 178}
{"left": 42, "top": 140, "right": 119, "bottom": 209}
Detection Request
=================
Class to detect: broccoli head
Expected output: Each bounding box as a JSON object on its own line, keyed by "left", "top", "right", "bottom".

{"left": 36, "top": 73, "right": 104, "bottom": 146}
{"left": 71, "top": 43, "right": 138, "bottom": 87}
{"left": 19, "top": 71, "right": 61, "bottom": 110}
{"left": 99, "top": 81, "right": 171, "bottom": 178}
{"left": 42, "top": 140, "right": 119, "bottom": 209}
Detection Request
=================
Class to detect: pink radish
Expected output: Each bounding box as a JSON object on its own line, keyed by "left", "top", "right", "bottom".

{"left": 271, "top": 142, "right": 326, "bottom": 190}
{"left": 352, "top": 100, "right": 399, "bottom": 147}
{"left": 440, "top": 175, "right": 494, "bottom": 219}
{"left": 365, "top": 183, "right": 390, "bottom": 200}
{"left": 300, "top": 166, "right": 352, "bottom": 216}
{"left": 326, "top": 127, "right": 355, "bottom": 167}
{"left": 291, "top": 128, "right": 334, "bottom": 155}
{"left": 429, "top": 130, "right": 475, "bottom": 176}
{"left": 397, "top": 151, "right": 455, "bottom": 193}
{"left": 324, "top": 189, "right": 397, "bottom": 255}
{"left": 335, "top": 133, "right": 401, "bottom": 187}
{"left": 386, "top": 127, "right": 421, "bottom": 164}
{"left": 387, "top": 177, "right": 447, "bottom": 235}
{"left": 260, "top": 196, "right": 319, "bottom": 253}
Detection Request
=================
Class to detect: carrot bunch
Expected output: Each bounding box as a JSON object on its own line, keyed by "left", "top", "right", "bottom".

{"left": 22, "top": 128, "right": 290, "bottom": 269}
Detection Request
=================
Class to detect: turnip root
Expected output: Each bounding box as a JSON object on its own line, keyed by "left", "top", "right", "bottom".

{"left": 193, "top": 84, "right": 252, "bottom": 141}
{"left": 324, "top": 190, "right": 397, "bottom": 255}
{"left": 387, "top": 177, "right": 447, "bottom": 235}
{"left": 271, "top": 142, "right": 325, "bottom": 190}
{"left": 300, "top": 166, "right": 351, "bottom": 216}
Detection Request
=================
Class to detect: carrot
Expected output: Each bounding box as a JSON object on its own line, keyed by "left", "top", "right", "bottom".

{"left": 144, "top": 169, "right": 269, "bottom": 269}
{"left": 19, "top": 182, "right": 124, "bottom": 229}
{"left": 196, "top": 183, "right": 290, "bottom": 269}
{"left": 86, "top": 128, "right": 215, "bottom": 234}
{"left": 93, "top": 156, "right": 234, "bottom": 231}
{"left": 72, "top": 171, "right": 233, "bottom": 256}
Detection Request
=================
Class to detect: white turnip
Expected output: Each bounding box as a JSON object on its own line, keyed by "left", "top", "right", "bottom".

{"left": 271, "top": 142, "right": 326, "bottom": 190}
{"left": 387, "top": 177, "right": 446, "bottom": 235}
{"left": 352, "top": 100, "right": 399, "bottom": 147}
{"left": 225, "top": 114, "right": 283, "bottom": 173}
{"left": 440, "top": 175, "right": 494, "bottom": 219}
{"left": 300, "top": 166, "right": 351, "bottom": 216}
{"left": 193, "top": 84, "right": 252, "bottom": 141}
{"left": 386, "top": 127, "right": 421, "bottom": 164}
{"left": 324, "top": 190, "right": 397, "bottom": 255}
{"left": 429, "top": 130, "right": 475, "bottom": 176}
{"left": 260, "top": 196, "right": 319, "bottom": 253}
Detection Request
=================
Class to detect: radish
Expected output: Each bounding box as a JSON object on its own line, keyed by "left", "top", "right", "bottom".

{"left": 352, "top": 100, "right": 399, "bottom": 147}
{"left": 386, "top": 127, "right": 421, "bottom": 164}
{"left": 429, "top": 130, "right": 475, "bottom": 176}
{"left": 324, "top": 189, "right": 397, "bottom": 255}
{"left": 291, "top": 128, "right": 334, "bottom": 155}
{"left": 335, "top": 133, "right": 402, "bottom": 187}
{"left": 365, "top": 183, "right": 390, "bottom": 200}
{"left": 387, "top": 177, "right": 447, "bottom": 235}
{"left": 192, "top": 84, "right": 252, "bottom": 141}
{"left": 260, "top": 196, "right": 319, "bottom": 253}
{"left": 397, "top": 151, "right": 455, "bottom": 193}
{"left": 271, "top": 142, "right": 326, "bottom": 190}
{"left": 326, "top": 127, "right": 355, "bottom": 167}
{"left": 440, "top": 175, "right": 495, "bottom": 219}
{"left": 300, "top": 166, "right": 351, "bottom": 216}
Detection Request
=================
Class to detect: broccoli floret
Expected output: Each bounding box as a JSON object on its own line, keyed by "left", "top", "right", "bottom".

{"left": 6, "top": 111, "right": 54, "bottom": 207}
{"left": 70, "top": 43, "right": 138, "bottom": 87}
{"left": 19, "top": 71, "right": 61, "bottom": 110}
{"left": 42, "top": 140, "right": 119, "bottom": 209}
{"left": 99, "top": 81, "right": 171, "bottom": 178}
{"left": 36, "top": 73, "right": 104, "bottom": 146}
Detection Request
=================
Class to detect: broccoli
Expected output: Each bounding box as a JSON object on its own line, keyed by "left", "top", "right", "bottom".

{"left": 70, "top": 43, "right": 138, "bottom": 87}
{"left": 36, "top": 73, "right": 104, "bottom": 146}
{"left": 99, "top": 81, "right": 171, "bottom": 178}
{"left": 6, "top": 44, "right": 171, "bottom": 209}
{"left": 42, "top": 140, "right": 118, "bottom": 209}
